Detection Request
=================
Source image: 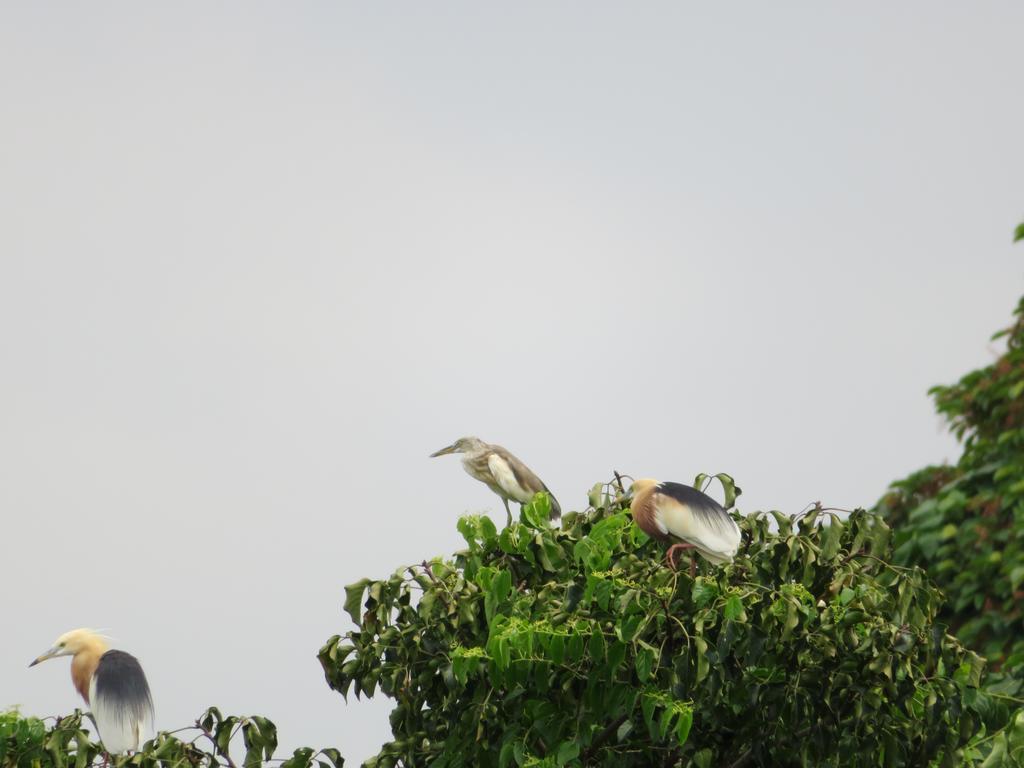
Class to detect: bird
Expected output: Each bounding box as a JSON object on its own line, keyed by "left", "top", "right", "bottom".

{"left": 430, "top": 436, "right": 561, "bottom": 525}
{"left": 629, "top": 478, "right": 741, "bottom": 574}
{"left": 30, "top": 628, "right": 155, "bottom": 754}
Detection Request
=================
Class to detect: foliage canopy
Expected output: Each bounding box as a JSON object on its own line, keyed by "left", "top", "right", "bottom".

{"left": 877, "top": 294, "right": 1024, "bottom": 674}
{"left": 0, "top": 707, "right": 342, "bottom": 768}
{"left": 320, "top": 485, "right": 982, "bottom": 767}
{"left": 875, "top": 270, "right": 1024, "bottom": 764}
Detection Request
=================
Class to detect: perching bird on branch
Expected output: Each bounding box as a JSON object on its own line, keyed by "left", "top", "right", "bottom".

{"left": 629, "top": 478, "right": 741, "bottom": 574}
{"left": 430, "top": 436, "right": 561, "bottom": 526}
{"left": 30, "top": 628, "right": 155, "bottom": 754}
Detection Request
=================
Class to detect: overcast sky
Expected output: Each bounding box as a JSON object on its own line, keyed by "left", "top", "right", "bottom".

{"left": 2, "top": 2, "right": 1023, "bottom": 763}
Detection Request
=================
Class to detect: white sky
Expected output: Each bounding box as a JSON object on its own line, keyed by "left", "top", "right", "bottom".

{"left": 2, "top": 3, "right": 1023, "bottom": 763}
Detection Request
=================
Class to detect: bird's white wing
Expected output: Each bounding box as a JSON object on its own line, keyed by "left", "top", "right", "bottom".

{"left": 655, "top": 497, "right": 740, "bottom": 564}
{"left": 487, "top": 453, "right": 534, "bottom": 503}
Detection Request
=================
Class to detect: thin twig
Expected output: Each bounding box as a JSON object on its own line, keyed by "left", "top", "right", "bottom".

{"left": 613, "top": 471, "right": 628, "bottom": 497}
{"left": 581, "top": 714, "right": 629, "bottom": 761}
{"left": 415, "top": 561, "right": 454, "bottom": 608}
{"left": 196, "top": 720, "right": 239, "bottom": 768}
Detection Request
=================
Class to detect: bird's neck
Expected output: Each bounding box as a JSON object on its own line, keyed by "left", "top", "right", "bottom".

{"left": 70, "top": 637, "right": 108, "bottom": 703}
{"left": 630, "top": 485, "right": 663, "bottom": 539}
{"left": 461, "top": 450, "right": 489, "bottom": 469}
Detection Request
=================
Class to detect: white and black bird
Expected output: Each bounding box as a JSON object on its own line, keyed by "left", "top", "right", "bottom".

{"left": 430, "top": 436, "right": 561, "bottom": 525}
{"left": 30, "top": 628, "right": 155, "bottom": 754}
{"left": 629, "top": 478, "right": 741, "bottom": 574}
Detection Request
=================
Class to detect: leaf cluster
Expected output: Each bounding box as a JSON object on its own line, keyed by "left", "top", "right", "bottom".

{"left": 320, "top": 489, "right": 981, "bottom": 767}
{"left": 0, "top": 707, "right": 342, "bottom": 768}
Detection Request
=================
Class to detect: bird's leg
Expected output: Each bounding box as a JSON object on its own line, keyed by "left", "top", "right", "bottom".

{"left": 666, "top": 543, "right": 696, "bottom": 573}
{"left": 503, "top": 498, "right": 513, "bottom": 527}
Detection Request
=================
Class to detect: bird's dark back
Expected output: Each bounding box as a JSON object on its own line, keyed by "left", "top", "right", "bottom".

{"left": 656, "top": 482, "right": 733, "bottom": 533}
{"left": 95, "top": 650, "right": 154, "bottom": 710}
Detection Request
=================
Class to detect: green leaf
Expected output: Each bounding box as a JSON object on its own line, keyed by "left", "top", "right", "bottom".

{"left": 216, "top": 716, "right": 238, "bottom": 754}
{"left": 693, "top": 472, "right": 742, "bottom": 508}
{"left": 479, "top": 515, "right": 499, "bottom": 545}
{"left": 724, "top": 594, "right": 745, "bottom": 622}
{"left": 555, "top": 740, "right": 580, "bottom": 765}
{"left": 635, "top": 645, "right": 655, "bottom": 682}
{"left": 549, "top": 633, "right": 565, "bottom": 665}
{"left": 607, "top": 640, "right": 627, "bottom": 672}
{"left": 567, "top": 630, "right": 584, "bottom": 662}
{"left": 523, "top": 493, "right": 552, "bottom": 528}
{"left": 499, "top": 741, "right": 515, "bottom": 768}
{"left": 641, "top": 694, "right": 657, "bottom": 735}
{"left": 616, "top": 614, "right": 642, "bottom": 643}
{"left": 344, "top": 579, "right": 370, "bottom": 625}
{"left": 675, "top": 706, "right": 693, "bottom": 746}
{"left": 691, "top": 579, "right": 719, "bottom": 608}
{"left": 318, "top": 747, "right": 344, "bottom": 768}
{"left": 1010, "top": 565, "right": 1024, "bottom": 591}
{"left": 282, "top": 748, "right": 314, "bottom": 768}
{"left": 491, "top": 568, "right": 512, "bottom": 604}
{"left": 693, "top": 637, "right": 709, "bottom": 683}
{"left": 457, "top": 516, "right": 480, "bottom": 549}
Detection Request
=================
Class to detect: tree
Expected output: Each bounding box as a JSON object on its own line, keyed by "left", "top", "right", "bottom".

{"left": 0, "top": 707, "right": 343, "bottom": 768}
{"left": 320, "top": 485, "right": 982, "bottom": 767}
{"left": 875, "top": 229, "right": 1024, "bottom": 763}
{"left": 877, "top": 292, "right": 1024, "bottom": 672}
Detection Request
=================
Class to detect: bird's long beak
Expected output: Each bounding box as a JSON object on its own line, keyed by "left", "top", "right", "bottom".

{"left": 430, "top": 443, "right": 457, "bottom": 458}
{"left": 29, "top": 647, "right": 60, "bottom": 667}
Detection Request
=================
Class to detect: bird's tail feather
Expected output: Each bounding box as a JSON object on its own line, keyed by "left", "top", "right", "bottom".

{"left": 549, "top": 494, "right": 561, "bottom": 520}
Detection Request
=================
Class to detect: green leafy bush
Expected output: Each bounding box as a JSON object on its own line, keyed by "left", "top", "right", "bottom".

{"left": 874, "top": 272, "right": 1024, "bottom": 764}
{"left": 0, "top": 707, "right": 342, "bottom": 768}
{"left": 877, "top": 293, "right": 1024, "bottom": 674}
{"left": 320, "top": 488, "right": 982, "bottom": 767}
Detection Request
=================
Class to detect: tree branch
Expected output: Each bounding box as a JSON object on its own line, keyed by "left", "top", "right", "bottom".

{"left": 582, "top": 714, "right": 629, "bottom": 761}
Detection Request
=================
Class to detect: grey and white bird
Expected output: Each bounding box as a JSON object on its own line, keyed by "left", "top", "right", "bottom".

{"left": 629, "top": 478, "right": 741, "bottom": 574}
{"left": 430, "top": 436, "right": 561, "bottom": 525}
{"left": 30, "top": 628, "right": 155, "bottom": 754}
